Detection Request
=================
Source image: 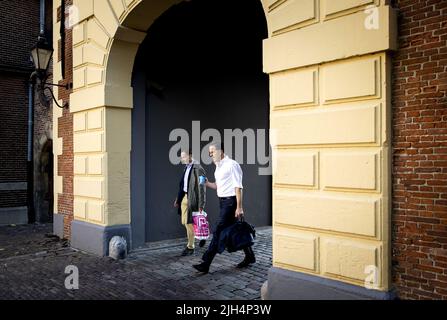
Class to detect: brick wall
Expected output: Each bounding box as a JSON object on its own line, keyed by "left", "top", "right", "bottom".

{"left": 57, "top": 0, "right": 74, "bottom": 239}
{"left": 0, "top": 74, "right": 29, "bottom": 187}
{"left": 0, "top": 0, "right": 40, "bottom": 209}
{"left": 0, "top": 0, "right": 41, "bottom": 70}
{"left": 392, "top": 0, "right": 447, "bottom": 300}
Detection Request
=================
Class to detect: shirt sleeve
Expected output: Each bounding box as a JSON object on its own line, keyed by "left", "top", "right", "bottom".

{"left": 231, "top": 162, "right": 243, "bottom": 189}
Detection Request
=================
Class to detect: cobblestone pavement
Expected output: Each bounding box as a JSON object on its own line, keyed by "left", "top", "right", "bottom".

{"left": 0, "top": 224, "right": 69, "bottom": 259}
{"left": 0, "top": 224, "right": 272, "bottom": 300}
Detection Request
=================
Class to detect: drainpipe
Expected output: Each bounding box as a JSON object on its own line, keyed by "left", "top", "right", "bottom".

{"left": 39, "top": 0, "right": 45, "bottom": 36}
{"left": 27, "top": 0, "right": 46, "bottom": 223}
{"left": 27, "top": 72, "right": 37, "bottom": 224}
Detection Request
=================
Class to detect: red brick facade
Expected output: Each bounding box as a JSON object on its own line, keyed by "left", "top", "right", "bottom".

{"left": 0, "top": 74, "right": 29, "bottom": 208}
{"left": 0, "top": 0, "right": 40, "bottom": 209}
{"left": 392, "top": 0, "right": 447, "bottom": 300}
{"left": 57, "top": 0, "right": 74, "bottom": 239}
{"left": 0, "top": 0, "right": 53, "bottom": 226}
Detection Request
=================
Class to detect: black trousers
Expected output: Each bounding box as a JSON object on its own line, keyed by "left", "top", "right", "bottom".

{"left": 202, "top": 196, "right": 254, "bottom": 265}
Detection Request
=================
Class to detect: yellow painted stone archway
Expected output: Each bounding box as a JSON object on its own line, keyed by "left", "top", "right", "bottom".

{"left": 52, "top": 0, "right": 397, "bottom": 297}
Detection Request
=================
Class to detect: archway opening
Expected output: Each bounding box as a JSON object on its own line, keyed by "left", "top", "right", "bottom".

{"left": 131, "top": 0, "right": 270, "bottom": 245}
{"left": 36, "top": 139, "right": 53, "bottom": 223}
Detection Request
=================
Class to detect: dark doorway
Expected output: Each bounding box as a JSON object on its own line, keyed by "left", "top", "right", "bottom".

{"left": 35, "top": 139, "right": 53, "bottom": 223}
{"left": 131, "top": 0, "right": 270, "bottom": 245}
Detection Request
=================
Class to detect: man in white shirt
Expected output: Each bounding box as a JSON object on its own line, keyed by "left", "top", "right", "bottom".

{"left": 193, "top": 143, "right": 256, "bottom": 273}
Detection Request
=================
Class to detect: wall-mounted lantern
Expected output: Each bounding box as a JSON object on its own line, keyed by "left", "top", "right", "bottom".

{"left": 30, "top": 35, "right": 71, "bottom": 109}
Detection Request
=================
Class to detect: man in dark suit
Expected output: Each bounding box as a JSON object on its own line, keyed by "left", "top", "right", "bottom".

{"left": 174, "top": 150, "right": 207, "bottom": 256}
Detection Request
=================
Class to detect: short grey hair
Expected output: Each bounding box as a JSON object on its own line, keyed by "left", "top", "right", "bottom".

{"left": 210, "top": 142, "right": 224, "bottom": 152}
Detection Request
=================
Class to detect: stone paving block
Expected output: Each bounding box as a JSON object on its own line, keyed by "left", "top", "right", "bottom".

{"left": 0, "top": 224, "right": 272, "bottom": 300}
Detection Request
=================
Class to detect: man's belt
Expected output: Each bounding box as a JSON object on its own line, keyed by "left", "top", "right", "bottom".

{"left": 218, "top": 196, "right": 236, "bottom": 201}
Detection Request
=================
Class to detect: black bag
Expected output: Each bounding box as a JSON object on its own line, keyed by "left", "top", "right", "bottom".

{"left": 218, "top": 216, "right": 256, "bottom": 253}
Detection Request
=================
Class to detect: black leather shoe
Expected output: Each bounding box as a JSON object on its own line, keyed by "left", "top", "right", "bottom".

{"left": 199, "top": 240, "right": 206, "bottom": 248}
{"left": 236, "top": 250, "right": 256, "bottom": 268}
{"left": 193, "top": 262, "right": 210, "bottom": 273}
{"left": 181, "top": 247, "right": 194, "bottom": 256}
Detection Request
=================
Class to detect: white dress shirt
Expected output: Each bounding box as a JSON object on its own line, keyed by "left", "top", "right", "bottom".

{"left": 183, "top": 161, "right": 194, "bottom": 193}
{"left": 214, "top": 155, "right": 243, "bottom": 197}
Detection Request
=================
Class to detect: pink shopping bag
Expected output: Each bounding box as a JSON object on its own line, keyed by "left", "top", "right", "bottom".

{"left": 192, "top": 211, "right": 210, "bottom": 240}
